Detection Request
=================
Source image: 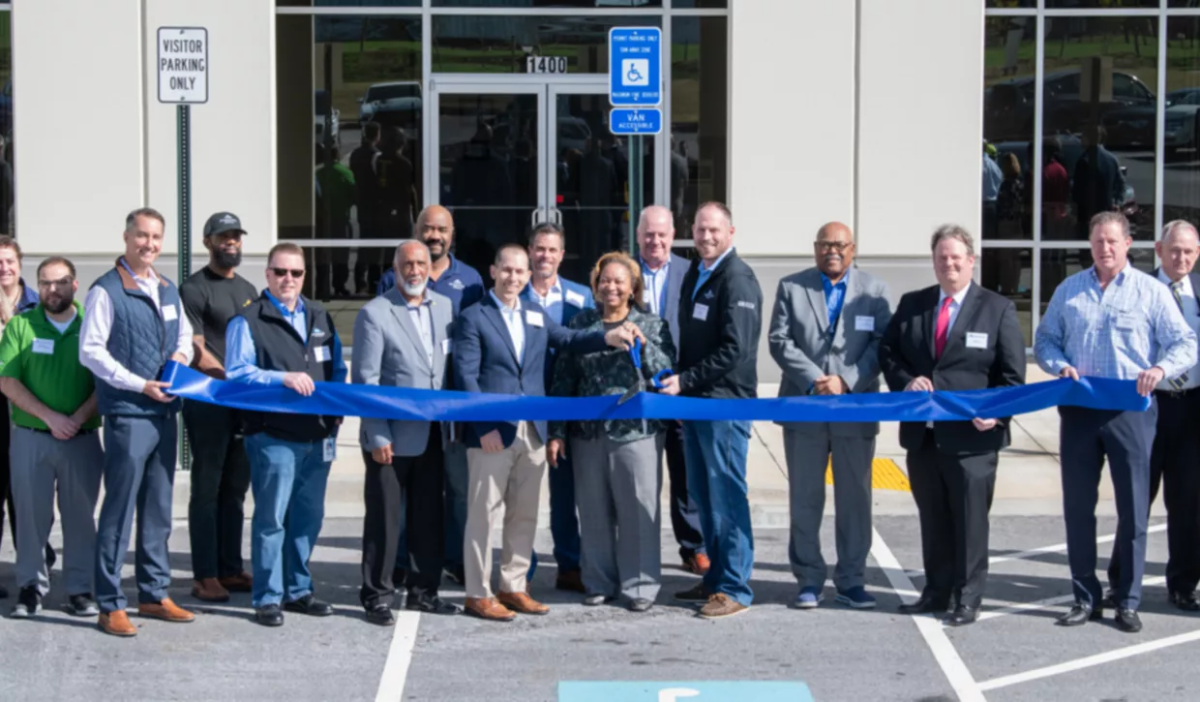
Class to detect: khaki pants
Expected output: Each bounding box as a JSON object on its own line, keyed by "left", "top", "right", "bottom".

{"left": 464, "top": 422, "right": 547, "bottom": 599}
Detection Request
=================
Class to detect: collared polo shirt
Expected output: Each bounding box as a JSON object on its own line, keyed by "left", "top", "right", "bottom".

{"left": 0, "top": 301, "right": 100, "bottom": 431}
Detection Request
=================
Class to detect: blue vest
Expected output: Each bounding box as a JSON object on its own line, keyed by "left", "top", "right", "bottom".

{"left": 91, "top": 264, "right": 183, "bottom": 416}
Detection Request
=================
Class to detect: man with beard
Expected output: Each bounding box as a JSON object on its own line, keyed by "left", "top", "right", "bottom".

{"left": 377, "top": 205, "right": 484, "bottom": 586}
{"left": 354, "top": 240, "right": 458, "bottom": 625}
{"left": 81, "top": 208, "right": 195, "bottom": 637}
{"left": 179, "top": 212, "right": 258, "bottom": 603}
{"left": 0, "top": 256, "right": 103, "bottom": 619}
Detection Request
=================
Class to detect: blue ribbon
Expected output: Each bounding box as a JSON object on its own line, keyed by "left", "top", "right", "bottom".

{"left": 164, "top": 362, "right": 1149, "bottom": 423}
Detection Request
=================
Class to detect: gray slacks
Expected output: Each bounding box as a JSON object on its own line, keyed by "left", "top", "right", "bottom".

{"left": 571, "top": 433, "right": 662, "bottom": 602}
{"left": 10, "top": 427, "right": 103, "bottom": 596}
{"left": 783, "top": 426, "right": 874, "bottom": 591}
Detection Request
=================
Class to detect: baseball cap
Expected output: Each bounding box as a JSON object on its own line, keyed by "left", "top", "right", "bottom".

{"left": 203, "top": 212, "right": 247, "bottom": 237}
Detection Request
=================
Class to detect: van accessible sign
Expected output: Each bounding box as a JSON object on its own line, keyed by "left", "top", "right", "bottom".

{"left": 158, "top": 27, "right": 208, "bottom": 104}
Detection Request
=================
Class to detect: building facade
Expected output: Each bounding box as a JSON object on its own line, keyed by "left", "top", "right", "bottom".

{"left": 8, "top": 1, "right": 1200, "bottom": 380}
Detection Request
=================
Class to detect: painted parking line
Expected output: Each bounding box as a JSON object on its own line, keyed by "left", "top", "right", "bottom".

{"left": 558, "top": 681, "right": 814, "bottom": 701}
{"left": 977, "top": 628, "right": 1200, "bottom": 692}
{"left": 904, "top": 523, "right": 1168, "bottom": 579}
{"left": 972, "top": 575, "right": 1167, "bottom": 624}
{"left": 825, "top": 458, "right": 911, "bottom": 492}
{"left": 375, "top": 611, "right": 420, "bottom": 702}
{"left": 870, "top": 526, "right": 987, "bottom": 702}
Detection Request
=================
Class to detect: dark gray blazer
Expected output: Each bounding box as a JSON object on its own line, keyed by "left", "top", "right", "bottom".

{"left": 352, "top": 287, "right": 454, "bottom": 457}
{"left": 768, "top": 266, "right": 892, "bottom": 436}
{"left": 644, "top": 252, "right": 689, "bottom": 361}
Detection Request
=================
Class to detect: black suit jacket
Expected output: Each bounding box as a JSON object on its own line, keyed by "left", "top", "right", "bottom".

{"left": 879, "top": 283, "right": 1026, "bottom": 454}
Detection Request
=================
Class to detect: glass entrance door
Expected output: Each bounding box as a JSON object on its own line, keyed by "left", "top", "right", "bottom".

{"left": 432, "top": 78, "right": 655, "bottom": 285}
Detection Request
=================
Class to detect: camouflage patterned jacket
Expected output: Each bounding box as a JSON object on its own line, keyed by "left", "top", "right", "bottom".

{"left": 548, "top": 306, "right": 676, "bottom": 443}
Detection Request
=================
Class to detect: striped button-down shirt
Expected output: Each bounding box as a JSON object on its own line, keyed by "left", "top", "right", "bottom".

{"left": 1034, "top": 263, "right": 1197, "bottom": 381}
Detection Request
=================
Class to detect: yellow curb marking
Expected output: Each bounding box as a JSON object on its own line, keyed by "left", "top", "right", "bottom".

{"left": 825, "top": 458, "right": 911, "bottom": 492}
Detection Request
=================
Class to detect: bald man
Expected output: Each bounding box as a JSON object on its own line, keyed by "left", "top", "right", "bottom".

{"left": 1106, "top": 220, "right": 1200, "bottom": 612}
{"left": 637, "top": 205, "right": 707, "bottom": 575}
{"left": 768, "top": 222, "right": 892, "bottom": 611}
{"left": 377, "top": 206, "right": 484, "bottom": 587}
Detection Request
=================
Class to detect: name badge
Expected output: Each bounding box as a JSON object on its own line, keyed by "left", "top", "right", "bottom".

{"left": 32, "top": 338, "right": 54, "bottom": 355}
{"left": 162, "top": 304, "right": 178, "bottom": 322}
{"left": 693, "top": 304, "right": 709, "bottom": 322}
{"left": 565, "top": 290, "right": 585, "bottom": 308}
{"left": 322, "top": 437, "right": 336, "bottom": 462}
{"left": 525, "top": 311, "right": 544, "bottom": 328}
{"left": 313, "top": 345, "right": 331, "bottom": 363}
{"left": 855, "top": 315, "right": 875, "bottom": 332}
{"left": 442, "top": 338, "right": 452, "bottom": 355}
{"left": 966, "top": 332, "right": 989, "bottom": 349}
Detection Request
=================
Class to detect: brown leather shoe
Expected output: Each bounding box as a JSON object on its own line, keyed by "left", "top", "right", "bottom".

{"left": 98, "top": 610, "right": 138, "bottom": 637}
{"left": 464, "top": 597, "right": 516, "bottom": 622}
{"left": 192, "top": 578, "right": 230, "bottom": 603}
{"left": 219, "top": 572, "right": 253, "bottom": 593}
{"left": 699, "top": 593, "right": 748, "bottom": 619}
{"left": 555, "top": 570, "right": 586, "bottom": 593}
{"left": 686, "top": 553, "right": 712, "bottom": 576}
{"left": 138, "top": 598, "right": 196, "bottom": 623}
{"left": 497, "top": 590, "right": 550, "bottom": 615}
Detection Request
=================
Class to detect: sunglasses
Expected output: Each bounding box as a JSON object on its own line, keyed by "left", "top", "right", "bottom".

{"left": 270, "top": 268, "right": 305, "bottom": 278}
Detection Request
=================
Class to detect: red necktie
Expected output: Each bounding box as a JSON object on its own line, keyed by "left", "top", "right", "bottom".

{"left": 934, "top": 296, "right": 953, "bottom": 359}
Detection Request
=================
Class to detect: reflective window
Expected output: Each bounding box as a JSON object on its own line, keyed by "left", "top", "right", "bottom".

{"left": 672, "top": 16, "right": 727, "bottom": 236}
{"left": 672, "top": 0, "right": 728, "bottom": 7}
{"left": 1039, "top": 247, "right": 1155, "bottom": 316}
{"left": 434, "top": 1, "right": 662, "bottom": 6}
{"left": 1042, "top": 16, "right": 1158, "bottom": 242}
{"left": 276, "top": 14, "right": 423, "bottom": 316}
{"left": 1169, "top": 1, "right": 1200, "bottom": 6}
{"left": 983, "top": 16, "right": 1035, "bottom": 241}
{"left": 1164, "top": 16, "right": 1200, "bottom": 231}
{"left": 1045, "top": 1, "right": 1160, "bottom": 7}
{"left": 0, "top": 10, "right": 10, "bottom": 237}
{"left": 431, "top": 15, "right": 659, "bottom": 73}
{"left": 981, "top": 248, "right": 1033, "bottom": 345}
{"left": 986, "top": 0, "right": 1036, "bottom": 6}
{"left": 278, "top": 1, "right": 420, "bottom": 7}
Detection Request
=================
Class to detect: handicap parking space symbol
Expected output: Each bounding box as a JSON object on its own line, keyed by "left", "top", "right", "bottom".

{"left": 559, "top": 681, "right": 815, "bottom": 702}
{"left": 622, "top": 59, "right": 650, "bottom": 87}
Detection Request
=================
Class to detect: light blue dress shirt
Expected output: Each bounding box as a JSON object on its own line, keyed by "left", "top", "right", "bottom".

{"left": 692, "top": 247, "right": 734, "bottom": 300}
{"left": 490, "top": 290, "right": 525, "bottom": 365}
{"left": 226, "top": 291, "right": 347, "bottom": 385}
{"left": 1034, "top": 263, "right": 1197, "bottom": 381}
{"left": 640, "top": 257, "right": 669, "bottom": 315}
{"left": 983, "top": 156, "right": 1003, "bottom": 202}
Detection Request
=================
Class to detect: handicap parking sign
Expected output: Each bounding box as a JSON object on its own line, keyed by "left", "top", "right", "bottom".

{"left": 609, "top": 27, "right": 661, "bottom": 107}
{"left": 559, "top": 681, "right": 815, "bottom": 702}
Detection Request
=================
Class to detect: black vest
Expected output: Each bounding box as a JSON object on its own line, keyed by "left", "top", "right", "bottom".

{"left": 238, "top": 294, "right": 339, "bottom": 442}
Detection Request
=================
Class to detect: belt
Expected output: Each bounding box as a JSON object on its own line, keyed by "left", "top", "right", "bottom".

{"left": 25, "top": 426, "right": 98, "bottom": 436}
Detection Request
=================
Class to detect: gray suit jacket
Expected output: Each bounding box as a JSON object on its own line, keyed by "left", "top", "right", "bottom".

{"left": 768, "top": 266, "right": 892, "bottom": 436}
{"left": 646, "top": 253, "right": 689, "bottom": 361}
{"left": 352, "top": 287, "right": 454, "bottom": 456}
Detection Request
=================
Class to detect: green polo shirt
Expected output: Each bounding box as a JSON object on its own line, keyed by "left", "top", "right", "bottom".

{"left": 0, "top": 301, "right": 100, "bottom": 431}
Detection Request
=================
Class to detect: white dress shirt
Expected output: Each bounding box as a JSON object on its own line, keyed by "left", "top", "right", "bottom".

{"left": 1157, "top": 270, "right": 1200, "bottom": 391}
{"left": 528, "top": 277, "right": 563, "bottom": 311}
{"left": 641, "top": 258, "right": 669, "bottom": 315}
{"left": 928, "top": 282, "right": 972, "bottom": 427}
{"left": 80, "top": 261, "right": 195, "bottom": 393}
{"left": 490, "top": 290, "right": 525, "bottom": 365}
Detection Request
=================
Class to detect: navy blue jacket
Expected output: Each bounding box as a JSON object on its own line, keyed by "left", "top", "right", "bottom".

{"left": 452, "top": 293, "right": 607, "bottom": 448}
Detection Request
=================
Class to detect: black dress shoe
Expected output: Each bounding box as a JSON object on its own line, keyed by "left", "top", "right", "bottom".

{"left": 365, "top": 604, "right": 395, "bottom": 626}
{"left": 1169, "top": 591, "right": 1200, "bottom": 612}
{"left": 945, "top": 605, "right": 978, "bottom": 626}
{"left": 1103, "top": 588, "right": 1118, "bottom": 609}
{"left": 898, "top": 594, "right": 950, "bottom": 615}
{"left": 1115, "top": 608, "right": 1142, "bottom": 633}
{"left": 283, "top": 594, "right": 334, "bottom": 617}
{"left": 1056, "top": 603, "right": 1102, "bottom": 626}
{"left": 673, "top": 583, "right": 709, "bottom": 602}
{"left": 255, "top": 604, "right": 284, "bottom": 627}
{"left": 405, "top": 594, "right": 460, "bottom": 615}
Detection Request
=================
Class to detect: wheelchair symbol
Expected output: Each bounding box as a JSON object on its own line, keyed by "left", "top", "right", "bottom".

{"left": 627, "top": 66, "right": 643, "bottom": 83}
{"left": 621, "top": 59, "right": 650, "bottom": 87}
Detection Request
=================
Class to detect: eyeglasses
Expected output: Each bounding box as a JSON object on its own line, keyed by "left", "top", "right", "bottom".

{"left": 815, "top": 241, "right": 852, "bottom": 252}
{"left": 37, "top": 276, "right": 74, "bottom": 289}
{"left": 270, "top": 268, "right": 305, "bottom": 279}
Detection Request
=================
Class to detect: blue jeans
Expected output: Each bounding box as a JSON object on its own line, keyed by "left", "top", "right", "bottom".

{"left": 246, "top": 433, "right": 332, "bottom": 608}
{"left": 684, "top": 420, "right": 754, "bottom": 606}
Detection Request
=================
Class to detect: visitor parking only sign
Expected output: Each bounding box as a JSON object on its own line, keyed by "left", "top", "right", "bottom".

{"left": 158, "top": 27, "right": 208, "bottom": 104}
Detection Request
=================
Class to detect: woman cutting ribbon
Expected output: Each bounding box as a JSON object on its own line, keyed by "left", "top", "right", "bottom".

{"left": 547, "top": 251, "right": 676, "bottom": 612}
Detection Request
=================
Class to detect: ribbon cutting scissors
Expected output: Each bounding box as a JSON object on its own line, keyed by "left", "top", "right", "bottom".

{"left": 617, "top": 337, "right": 672, "bottom": 405}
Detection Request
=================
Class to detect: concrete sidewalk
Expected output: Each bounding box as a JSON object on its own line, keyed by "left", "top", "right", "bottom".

{"left": 170, "top": 363, "right": 1135, "bottom": 526}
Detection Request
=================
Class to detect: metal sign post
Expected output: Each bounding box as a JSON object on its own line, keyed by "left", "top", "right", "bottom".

{"left": 158, "top": 26, "right": 208, "bottom": 470}
{"left": 608, "top": 27, "right": 662, "bottom": 256}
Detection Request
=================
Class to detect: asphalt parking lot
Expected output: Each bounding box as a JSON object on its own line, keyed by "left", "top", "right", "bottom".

{"left": 2, "top": 512, "right": 1198, "bottom": 702}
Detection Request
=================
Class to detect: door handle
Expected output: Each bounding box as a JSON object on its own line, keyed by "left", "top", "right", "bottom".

{"left": 531, "top": 208, "right": 545, "bottom": 228}
{"left": 549, "top": 208, "right": 563, "bottom": 226}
